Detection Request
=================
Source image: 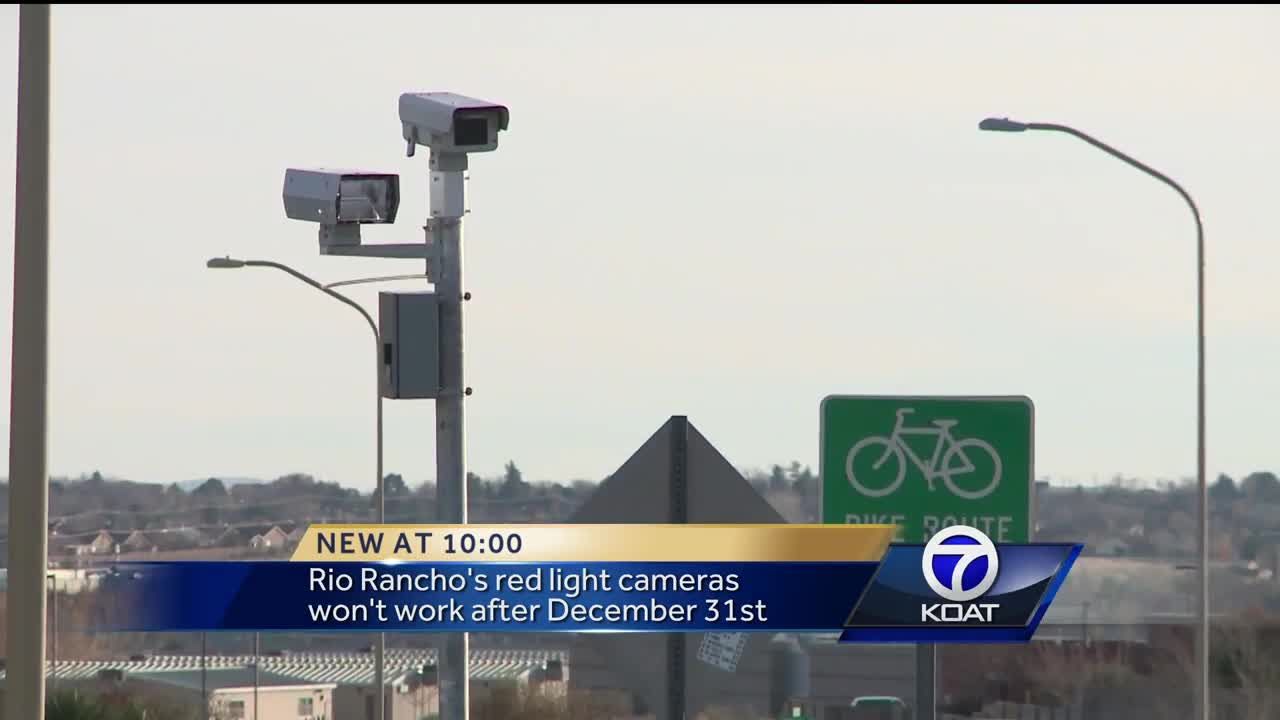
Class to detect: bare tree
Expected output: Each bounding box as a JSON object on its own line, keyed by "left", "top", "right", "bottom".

{"left": 1209, "top": 620, "right": 1280, "bottom": 720}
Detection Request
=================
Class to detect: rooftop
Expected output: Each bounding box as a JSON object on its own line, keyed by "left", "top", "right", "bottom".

{"left": 4, "top": 649, "right": 565, "bottom": 687}
{"left": 132, "top": 668, "right": 326, "bottom": 692}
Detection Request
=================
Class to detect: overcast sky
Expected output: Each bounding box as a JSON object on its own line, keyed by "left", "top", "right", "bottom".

{"left": 0, "top": 5, "right": 1276, "bottom": 491}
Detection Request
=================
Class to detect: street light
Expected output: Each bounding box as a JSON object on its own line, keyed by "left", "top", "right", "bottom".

{"left": 979, "top": 117, "right": 1208, "bottom": 720}
{"left": 206, "top": 255, "right": 389, "bottom": 719}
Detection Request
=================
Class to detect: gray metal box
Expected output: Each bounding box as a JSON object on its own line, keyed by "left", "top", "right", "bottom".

{"left": 379, "top": 291, "right": 440, "bottom": 399}
{"left": 399, "top": 92, "right": 509, "bottom": 154}
{"left": 282, "top": 168, "right": 400, "bottom": 226}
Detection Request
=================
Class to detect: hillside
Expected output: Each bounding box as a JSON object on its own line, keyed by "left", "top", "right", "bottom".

{"left": 0, "top": 466, "right": 1277, "bottom": 569}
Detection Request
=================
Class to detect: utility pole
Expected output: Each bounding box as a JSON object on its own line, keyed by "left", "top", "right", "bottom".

{"left": 5, "top": 6, "right": 52, "bottom": 720}
{"left": 431, "top": 149, "right": 470, "bottom": 720}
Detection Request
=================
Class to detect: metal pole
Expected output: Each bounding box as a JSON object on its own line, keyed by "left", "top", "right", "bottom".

{"left": 50, "top": 574, "right": 57, "bottom": 692}
{"left": 253, "top": 632, "right": 260, "bottom": 720}
{"left": 1077, "top": 602, "right": 1089, "bottom": 717}
{"left": 1034, "top": 123, "right": 1208, "bottom": 720}
{"left": 666, "top": 418, "right": 689, "bottom": 720}
{"left": 202, "top": 632, "right": 208, "bottom": 719}
{"left": 6, "top": 7, "right": 51, "bottom": 720}
{"left": 375, "top": 344, "right": 386, "bottom": 720}
{"left": 225, "top": 260, "right": 389, "bottom": 720}
{"left": 916, "top": 645, "right": 936, "bottom": 720}
{"left": 1194, "top": 187, "right": 1209, "bottom": 720}
{"left": 982, "top": 118, "right": 1208, "bottom": 720}
{"left": 431, "top": 151, "right": 469, "bottom": 720}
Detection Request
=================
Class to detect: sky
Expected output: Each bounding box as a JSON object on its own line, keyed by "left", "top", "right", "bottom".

{"left": 0, "top": 4, "right": 1276, "bottom": 492}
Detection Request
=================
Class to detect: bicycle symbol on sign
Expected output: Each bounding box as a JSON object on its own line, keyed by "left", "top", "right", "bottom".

{"left": 844, "top": 407, "right": 1003, "bottom": 500}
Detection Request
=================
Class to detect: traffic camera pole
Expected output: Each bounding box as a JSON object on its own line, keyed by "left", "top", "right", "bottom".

{"left": 431, "top": 150, "right": 471, "bottom": 720}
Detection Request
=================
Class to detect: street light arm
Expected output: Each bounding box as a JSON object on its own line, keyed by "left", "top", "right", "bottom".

{"left": 1024, "top": 122, "right": 1204, "bottom": 237}
{"left": 242, "top": 260, "right": 379, "bottom": 343}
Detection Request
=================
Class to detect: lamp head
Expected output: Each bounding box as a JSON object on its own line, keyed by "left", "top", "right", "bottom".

{"left": 206, "top": 257, "right": 246, "bottom": 269}
{"left": 979, "top": 117, "right": 1029, "bottom": 132}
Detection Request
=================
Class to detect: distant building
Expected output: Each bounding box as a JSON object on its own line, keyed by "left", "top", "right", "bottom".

{"left": 4, "top": 649, "right": 567, "bottom": 720}
{"left": 252, "top": 526, "right": 289, "bottom": 551}
{"left": 1095, "top": 538, "right": 1131, "bottom": 557}
{"left": 121, "top": 530, "right": 153, "bottom": 553}
{"left": 213, "top": 526, "right": 253, "bottom": 549}
{"left": 71, "top": 529, "right": 117, "bottom": 556}
{"left": 217, "top": 524, "right": 295, "bottom": 553}
{"left": 53, "top": 667, "right": 335, "bottom": 720}
{"left": 149, "top": 527, "right": 208, "bottom": 552}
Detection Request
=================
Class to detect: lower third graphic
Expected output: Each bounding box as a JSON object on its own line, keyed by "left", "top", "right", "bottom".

{"left": 840, "top": 525, "right": 1082, "bottom": 643}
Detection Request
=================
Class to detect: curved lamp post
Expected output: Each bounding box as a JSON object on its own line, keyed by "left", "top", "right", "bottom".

{"left": 207, "top": 256, "right": 388, "bottom": 720}
{"left": 979, "top": 118, "right": 1207, "bottom": 720}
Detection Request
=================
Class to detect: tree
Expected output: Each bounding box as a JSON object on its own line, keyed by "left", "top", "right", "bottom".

{"left": 272, "top": 473, "right": 317, "bottom": 491}
{"left": 791, "top": 466, "right": 818, "bottom": 496}
{"left": 1213, "top": 474, "right": 1241, "bottom": 503}
{"left": 1244, "top": 472, "right": 1280, "bottom": 503}
{"left": 504, "top": 461, "right": 524, "bottom": 485}
{"left": 45, "top": 689, "right": 110, "bottom": 720}
{"left": 45, "top": 689, "right": 199, "bottom": 720}
{"left": 501, "top": 461, "right": 528, "bottom": 499}
{"left": 383, "top": 473, "right": 409, "bottom": 497}
{"left": 192, "top": 477, "right": 228, "bottom": 499}
{"left": 1241, "top": 534, "right": 1263, "bottom": 562}
{"left": 199, "top": 506, "right": 222, "bottom": 526}
{"left": 768, "top": 465, "right": 788, "bottom": 493}
{"left": 467, "top": 472, "right": 488, "bottom": 499}
{"left": 371, "top": 474, "right": 410, "bottom": 515}
{"left": 1209, "top": 622, "right": 1280, "bottom": 720}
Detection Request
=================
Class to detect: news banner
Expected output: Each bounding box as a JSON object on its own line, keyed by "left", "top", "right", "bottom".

{"left": 97, "top": 524, "right": 1082, "bottom": 643}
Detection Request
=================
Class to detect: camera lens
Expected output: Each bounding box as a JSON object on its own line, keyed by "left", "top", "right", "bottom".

{"left": 454, "top": 116, "right": 489, "bottom": 146}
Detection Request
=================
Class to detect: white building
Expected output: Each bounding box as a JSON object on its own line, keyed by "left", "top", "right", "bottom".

{"left": 27, "top": 667, "right": 335, "bottom": 720}
{"left": 7, "top": 649, "right": 568, "bottom": 720}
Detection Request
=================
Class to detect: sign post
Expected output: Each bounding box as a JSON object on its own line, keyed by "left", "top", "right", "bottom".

{"left": 821, "top": 395, "right": 1034, "bottom": 720}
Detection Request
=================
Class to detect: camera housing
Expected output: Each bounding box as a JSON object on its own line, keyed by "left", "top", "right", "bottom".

{"left": 283, "top": 168, "right": 400, "bottom": 248}
{"left": 399, "top": 92, "right": 510, "bottom": 155}
{"left": 283, "top": 168, "right": 401, "bottom": 226}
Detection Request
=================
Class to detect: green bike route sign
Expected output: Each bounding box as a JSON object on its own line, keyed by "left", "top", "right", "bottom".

{"left": 820, "top": 395, "right": 1034, "bottom": 543}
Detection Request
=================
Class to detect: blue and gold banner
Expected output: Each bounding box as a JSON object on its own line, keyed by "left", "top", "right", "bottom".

{"left": 287, "top": 524, "right": 897, "bottom": 562}
{"left": 91, "top": 524, "right": 1081, "bottom": 643}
